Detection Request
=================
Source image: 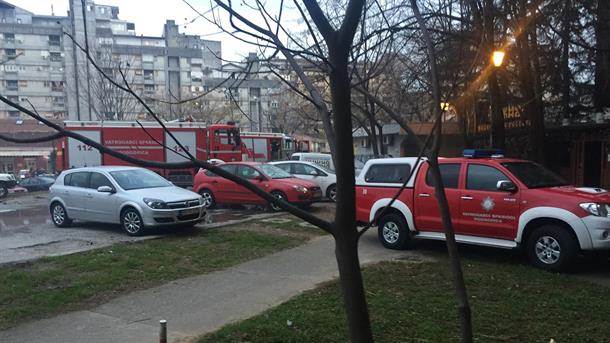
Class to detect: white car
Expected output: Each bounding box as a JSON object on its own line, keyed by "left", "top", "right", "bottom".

{"left": 270, "top": 161, "right": 337, "bottom": 202}
{"left": 0, "top": 172, "right": 17, "bottom": 198}
{"left": 48, "top": 166, "right": 206, "bottom": 236}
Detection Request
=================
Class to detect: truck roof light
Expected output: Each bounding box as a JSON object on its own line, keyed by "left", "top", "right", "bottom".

{"left": 463, "top": 149, "right": 504, "bottom": 158}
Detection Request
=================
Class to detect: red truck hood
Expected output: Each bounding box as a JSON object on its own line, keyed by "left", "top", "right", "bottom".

{"left": 535, "top": 186, "right": 610, "bottom": 202}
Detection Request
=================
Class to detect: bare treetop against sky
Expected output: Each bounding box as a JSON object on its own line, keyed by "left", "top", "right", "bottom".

{"left": 9, "top": 0, "right": 301, "bottom": 61}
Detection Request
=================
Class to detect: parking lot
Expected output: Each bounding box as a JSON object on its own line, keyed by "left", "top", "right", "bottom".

{"left": 0, "top": 191, "right": 279, "bottom": 265}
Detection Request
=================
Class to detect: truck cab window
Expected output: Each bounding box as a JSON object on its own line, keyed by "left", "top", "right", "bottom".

{"left": 466, "top": 164, "right": 511, "bottom": 191}
{"left": 425, "top": 163, "right": 461, "bottom": 189}
{"left": 364, "top": 164, "right": 411, "bottom": 184}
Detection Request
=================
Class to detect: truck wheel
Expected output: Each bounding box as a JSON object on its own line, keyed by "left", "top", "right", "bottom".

{"left": 527, "top": 225, "right": 578, "bottom": 272}
{"left": 0, "top": 183, "right": 7, "bottom": 199}
{"left": 121, "top": 208, "right": 146, "bottom": 236}
{"left": 378, "top": 213, "right": 411, "bottom": 250}
{"left": 50, "top": 202, "right": 72, "bottom": 228}
{"left": 199, "top": 189, "right": 216, "bottom": 209}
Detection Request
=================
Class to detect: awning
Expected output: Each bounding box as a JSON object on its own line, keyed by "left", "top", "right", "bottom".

{"left": 0, "top": 148, "right": 53, "bottom": 157}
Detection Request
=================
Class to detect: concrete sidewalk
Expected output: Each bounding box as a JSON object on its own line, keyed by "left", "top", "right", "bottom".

{"left": 0, "top": 230, "right": 422, "bottom": 343}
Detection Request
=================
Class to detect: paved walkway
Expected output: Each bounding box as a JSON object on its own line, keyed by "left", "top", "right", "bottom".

{"left": 0, "top": 230, "right": 423, "bottom": 343}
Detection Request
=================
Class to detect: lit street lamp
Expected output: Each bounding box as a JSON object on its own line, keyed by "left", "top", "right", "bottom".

{"left": 492, "top": 50, "right": 505, "bottom": 67}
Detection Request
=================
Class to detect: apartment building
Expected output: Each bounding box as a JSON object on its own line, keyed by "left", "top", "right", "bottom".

{"left": 0, "top": 0, "right": 223, "bottom": 121}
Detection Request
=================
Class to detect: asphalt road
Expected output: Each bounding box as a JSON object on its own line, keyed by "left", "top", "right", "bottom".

{"left": 0, "top": 191, "right": 277, "bottom": 265}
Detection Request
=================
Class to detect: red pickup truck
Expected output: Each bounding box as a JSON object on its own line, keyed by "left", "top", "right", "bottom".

{"left": 356, "top": 150, "right": 610, "bottom": 271}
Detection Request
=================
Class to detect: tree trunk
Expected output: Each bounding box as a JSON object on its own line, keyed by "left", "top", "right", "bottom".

{"left": 329, "top": 39, "right": 374, "bottom": 343}
{"left": 594, "top": 0, "right": 610, "bottom": 110}
{"left": 560, "top": 0, "right": 572, "bottom": 120}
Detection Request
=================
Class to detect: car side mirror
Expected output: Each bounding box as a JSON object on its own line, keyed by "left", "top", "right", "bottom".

{"left": 497, "top": 180, "right": 517, "bottom": 192}
{"left": 97, "top": 186, "right": 114, "bottom": 193}
{"left": 309, "top": 170, "right": 318, "bottom": 176}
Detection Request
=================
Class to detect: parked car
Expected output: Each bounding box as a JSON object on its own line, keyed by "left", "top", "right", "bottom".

{"left": 0, "top": 172, "right": 17, "bottom": 198}
{"left": 48, "top": 166, "right": 206, "bottom": 235}
{"left": 356, "top": 149, "right": 610, "bottom": 271}
{"left": 18, "top": 169, "right": 30, "bottom": 179}
{"left": 290, "top": 152, "right": 364, "bottom": 176}
{"left": 269, "top": 161, "right": 337, "bottom": 202}
{"left": 194, "top": 162, "right": 322, "bottom": 210}
{"left": 19, "top": 176, "right": 56, "bottom": 192}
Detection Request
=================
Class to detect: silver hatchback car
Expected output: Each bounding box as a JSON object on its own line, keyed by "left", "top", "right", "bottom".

{"left": 49, "top": 166, "right": 205, "bottom": 235}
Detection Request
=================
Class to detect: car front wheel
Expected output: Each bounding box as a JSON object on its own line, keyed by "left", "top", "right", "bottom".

{"left": 378, "top": 213, "right": 411, "bottom": 250}
{"left": 199, "top": 189, "right": 216, "bottom": 209}
{"left": 121, "top": 208, "right": 146, "bottom": 236}
{"left": 526, "top": 225, "right": 578, "bottom": 272}
{"left": 269, "top": 191, "right": 287, "bottom": 212}
{"left": 51, "top": 202, "right": 72, "bottom": 228}
{"left": 0, "top": 183, "right": 7, "bottom": 198}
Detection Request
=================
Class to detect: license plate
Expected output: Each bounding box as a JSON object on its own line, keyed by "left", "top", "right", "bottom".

{"left": 179, "top": 208, "right": 199, "bottom": 216}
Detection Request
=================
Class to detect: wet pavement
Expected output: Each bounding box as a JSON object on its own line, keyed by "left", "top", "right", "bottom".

{"left": 0, "top": 192, "right": 276, "bottom": 265}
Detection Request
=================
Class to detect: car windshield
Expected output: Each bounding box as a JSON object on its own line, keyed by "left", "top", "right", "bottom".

{"left": 110, "top": 169, "right": 171, "bottom": 190}
{"left": 259, "top": 164, "right": 293, "bottom": 179}
{"left": 501, "top": 162, "right": 569, "bottom": 189}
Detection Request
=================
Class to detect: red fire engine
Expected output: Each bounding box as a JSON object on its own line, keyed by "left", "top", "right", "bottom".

{"left": 55, "top": 121, "right": 296, "bottom": 186}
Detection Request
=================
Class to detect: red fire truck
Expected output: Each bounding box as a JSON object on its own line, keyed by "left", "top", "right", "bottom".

{"left": 55, "top": 121, "right": 295, "bottom": 186}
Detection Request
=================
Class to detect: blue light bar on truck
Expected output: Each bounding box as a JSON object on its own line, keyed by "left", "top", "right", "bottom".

{"left": 463, "top": 149, "right": 504, "bottom": 158}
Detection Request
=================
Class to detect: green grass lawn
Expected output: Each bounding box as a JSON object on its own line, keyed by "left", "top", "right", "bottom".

{"left": 201, "top": 257, "right": 610, "bottom": 342}
{"left": 0, "top": 226, "right": 307, "bottom": 330}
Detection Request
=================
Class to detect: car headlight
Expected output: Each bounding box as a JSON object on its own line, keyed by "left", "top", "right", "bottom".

{"left": 144, "top": 198, "right": 168, "bottom": 209}
{"left": 292, "top": 185, "right": 308, "bottom": 193}
{"left": 579, "top": 203, "right": 610, "bottom": 217}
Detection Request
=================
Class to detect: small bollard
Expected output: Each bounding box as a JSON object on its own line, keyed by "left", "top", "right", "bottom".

{"left": 159, "top": 319, "right": 167, "bottom": 343}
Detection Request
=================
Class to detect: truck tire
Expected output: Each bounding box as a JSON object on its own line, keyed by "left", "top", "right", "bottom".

{"left": 0, "top": 183, "right": 7, "bottom": 199}
{"left": 526, "top": 225, "right": 578, "bottom": 272}
{"left": 378, "top": 213, "right": 412, "bottom": 250}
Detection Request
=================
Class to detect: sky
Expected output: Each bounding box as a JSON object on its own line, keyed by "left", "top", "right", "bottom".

{"left": 8, "top": 0, "right": 301, "bottom": 61}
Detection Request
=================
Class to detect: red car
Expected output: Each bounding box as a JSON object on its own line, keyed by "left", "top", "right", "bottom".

{"left": 194, "top": 162, "right": 322, "bottom": 210}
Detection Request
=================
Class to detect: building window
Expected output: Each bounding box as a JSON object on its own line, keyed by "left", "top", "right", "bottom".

{"left": 144, "top": 84, "right": 155, "bottom": 92}
{"left": 16, "top": 18, "right": 21, "bottom": 24}
{"left": 271, "top": 100, "right": 278, "bottom": 108}
{"left": 8, "top": 111, "right": 20, "bottom": 118}
{"left": 143, "top": 69, "right": 153, "bottom": 80}
{"left": 51, "top": 81, "right": 64, "bottom": 92}
{"left": 49, "top": 52, "right": 62, "bottom": 62}
{"left": 4, "top": 33, "right": 14, "bottom": 42}
{"left": 6, "top": 80, "right": 18, "bottom": 90}
{"left": 18, "top": 80, "right": 27, "bottom": 88}
{"left": 135, "top": 69, "right": 142, "bottom": 75}
{"left": 43, "top": 81, "right": 50, "bottom": 87}
{"left": 48, "top": 35, "right": 60, "bottom": 46}
{"left": 5, "top": 49, "right": 16, "bottom": 57}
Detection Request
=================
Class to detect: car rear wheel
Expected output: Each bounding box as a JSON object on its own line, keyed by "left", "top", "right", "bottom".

{"left": 269, "top": 191, "right": 287, "bottom": 212}
{"left": 121, "top": 208, "right": 146, "bottom": 236}
{"left": 326, "top": 184, "right": 337, "bottom": 202}
{"left": 199, "top": 189, "right": 216, "bottom": 209}
{"left": 51, "top": 202, "right": 72, "bottom": 228}
{"left": 378, "top": 213, "right": 411, "bottom": 250}
{"left": 527, "top": 225, "right": 578, "bottom": 272}
{"left": 0, "top": 184, "right": 7, "bottom": 199}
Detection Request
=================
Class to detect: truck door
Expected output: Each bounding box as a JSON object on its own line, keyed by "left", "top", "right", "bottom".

{"left": 414, "top": 163, "right": 463, "bottom": 232}
{"left": 460, "top": 163, "right": 520, "bottom": 240}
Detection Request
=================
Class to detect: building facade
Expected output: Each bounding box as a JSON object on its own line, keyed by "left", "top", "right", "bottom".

{"left": 0, "top": 0, "right": 223, "bottom": 121}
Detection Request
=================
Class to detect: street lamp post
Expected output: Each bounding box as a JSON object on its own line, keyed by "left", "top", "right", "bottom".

{"left": 489, "top": 49, "right": 506, "bottom": 149}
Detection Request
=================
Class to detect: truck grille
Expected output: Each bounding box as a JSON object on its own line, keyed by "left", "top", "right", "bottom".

{"left": 167, "top": 199, "right": 200, "bottom": 209}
